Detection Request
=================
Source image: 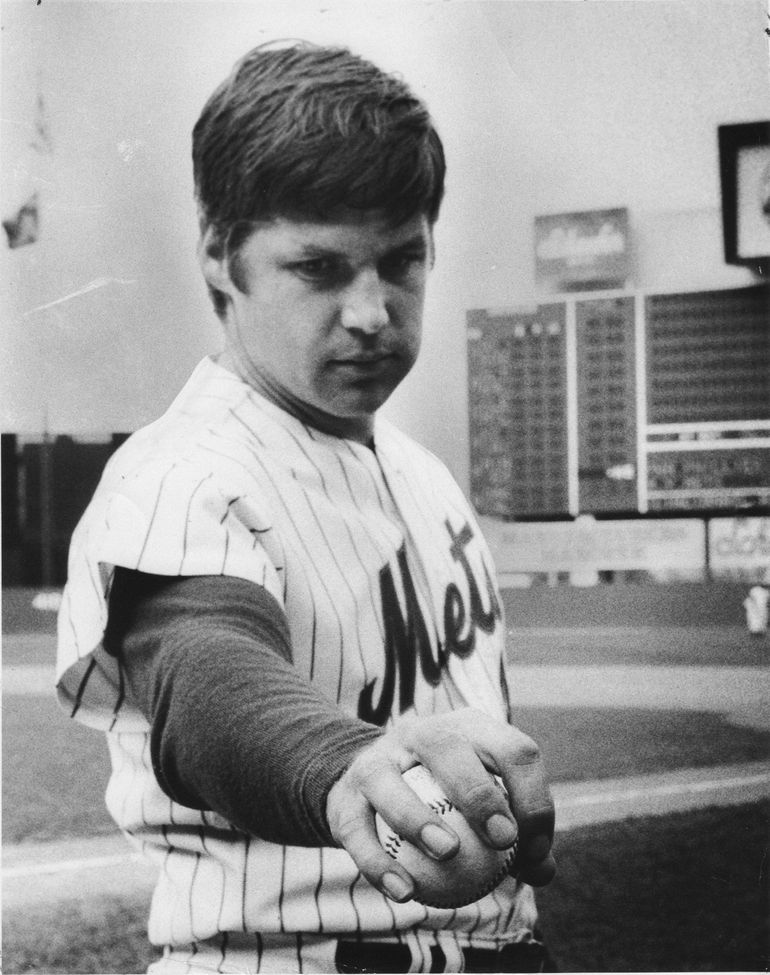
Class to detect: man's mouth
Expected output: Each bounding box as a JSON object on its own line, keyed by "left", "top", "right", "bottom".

{"left": 332, "top": 352, "right": 395, "bottom": 368}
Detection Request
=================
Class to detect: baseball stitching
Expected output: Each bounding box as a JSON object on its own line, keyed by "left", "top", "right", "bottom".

{"left": 418, "top": 841, "right": 517, "bottom": 910}
{"left": 378, "top": 784, "right": 517, "bottom": 909}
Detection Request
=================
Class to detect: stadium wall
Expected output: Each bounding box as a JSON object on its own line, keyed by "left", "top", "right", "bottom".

{"left": 502, "top": 580, "right": 750, "bottom": 628}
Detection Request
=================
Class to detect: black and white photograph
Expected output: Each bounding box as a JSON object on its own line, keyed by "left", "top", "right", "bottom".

{"left": 2, "top": 2, "right": 769, "bottom": 972}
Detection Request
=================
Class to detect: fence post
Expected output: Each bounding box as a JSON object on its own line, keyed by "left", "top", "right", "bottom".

{"left": 39, "top": 431, "right": 54, "bottom": 587}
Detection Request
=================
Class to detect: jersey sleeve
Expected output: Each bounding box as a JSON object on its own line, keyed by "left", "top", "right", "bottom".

{"left": 105, "top": 569, "right": 382, "bottom": 846}
{"left": 56, "top": 453, "right": 284, "bottom": 732}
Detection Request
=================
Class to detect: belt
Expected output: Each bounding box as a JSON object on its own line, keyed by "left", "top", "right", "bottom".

{"left": 335, "top": 937, "right": 555, "bottom": 973}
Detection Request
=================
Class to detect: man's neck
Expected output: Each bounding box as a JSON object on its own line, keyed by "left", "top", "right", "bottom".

{"left": 217, "top": 352, "right": 375, "bottom": 446}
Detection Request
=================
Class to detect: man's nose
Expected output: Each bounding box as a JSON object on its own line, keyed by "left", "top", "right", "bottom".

{"left": 340, "top": 271, "right": 389, "bottom": 334}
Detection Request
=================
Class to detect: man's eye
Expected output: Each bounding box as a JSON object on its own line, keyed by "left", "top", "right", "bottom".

{"left": 290, "top": 259, "right": 340, "bottom": 282}
{"left": 381, "top": 251, "right": 426, "bottom": 280}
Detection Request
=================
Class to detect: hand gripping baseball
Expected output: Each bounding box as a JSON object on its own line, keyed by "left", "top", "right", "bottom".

{"left": 326, "top": 708, "right": 556, "bottom": 904}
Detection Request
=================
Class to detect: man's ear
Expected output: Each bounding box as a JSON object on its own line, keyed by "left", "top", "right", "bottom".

{"left": 197, "top": 226, "right": 236, "bottom": 297}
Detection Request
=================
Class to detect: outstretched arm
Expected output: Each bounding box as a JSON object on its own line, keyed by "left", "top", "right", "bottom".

{"left": 106, "top": 567, "right": 555, "bottom": 903}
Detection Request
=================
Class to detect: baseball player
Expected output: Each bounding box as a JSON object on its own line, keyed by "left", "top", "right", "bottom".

{"left": 56, "top": 42, "right": 557, "bottom": 974}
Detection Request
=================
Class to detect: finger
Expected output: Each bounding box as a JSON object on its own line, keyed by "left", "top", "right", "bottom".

{"left": 346, "top": 751, "right": 461, "bottom": 861}
{"left": 327, "top": 781, "right": 416, "bottom": 902}
{"left": 496, "top": 731, "right": 556, "bottom": 879}
{"left": 410, "top": 713, "right": 555, "bottom": 869}
{"left": 402, "top": 727, "right": 518, "bottom": 850}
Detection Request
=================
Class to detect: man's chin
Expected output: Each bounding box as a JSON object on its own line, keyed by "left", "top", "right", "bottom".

{"left": 330, "top": 384, "right": 399, "bottom": 421}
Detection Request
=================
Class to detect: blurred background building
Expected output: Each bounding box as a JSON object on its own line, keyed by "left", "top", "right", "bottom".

{"left": 1, "top": 434, "right": 129, "bottom": 586}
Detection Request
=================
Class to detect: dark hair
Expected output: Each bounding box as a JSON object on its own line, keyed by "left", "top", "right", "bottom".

{"left": 192, "top": 41, "right": 446, "bottom": 315}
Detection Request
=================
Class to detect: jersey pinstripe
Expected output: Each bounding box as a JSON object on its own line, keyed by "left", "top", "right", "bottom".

{"left": 56, "top": 356, "right": 538, "bottom": 955}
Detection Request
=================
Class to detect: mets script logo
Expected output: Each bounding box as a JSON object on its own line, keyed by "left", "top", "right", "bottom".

{"left": 358, "top": 519, "right": 501, "bottom": 725}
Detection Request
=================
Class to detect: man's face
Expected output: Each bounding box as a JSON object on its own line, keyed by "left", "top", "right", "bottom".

{"left": 221, "top": 210, "right": 432, "bottom": 430}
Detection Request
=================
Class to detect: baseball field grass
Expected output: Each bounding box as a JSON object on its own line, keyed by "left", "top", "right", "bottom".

{"left": 538, "top": 800, "right": 769, "bottom": 972}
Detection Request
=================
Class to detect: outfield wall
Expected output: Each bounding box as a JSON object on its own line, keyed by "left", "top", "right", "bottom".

{"left": 502, "top": 580, "right": 751, "bottom": 628}
{"left": 480, "top": 515, "right": 770, "bottom": 585}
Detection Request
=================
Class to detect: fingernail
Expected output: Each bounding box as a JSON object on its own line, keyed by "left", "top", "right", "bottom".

{"left": 382, "top": 872, "right": 413, "bottom": 902}
{"left": 421, "top": 823, "right": 458, "bottom": 858}
{"left": 486, "top": 813, "right": 518, "bottom": 848}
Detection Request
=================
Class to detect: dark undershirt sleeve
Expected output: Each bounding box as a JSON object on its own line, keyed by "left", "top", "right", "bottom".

{"left": 103, "top": 567, "right": 383, "bottom": 847}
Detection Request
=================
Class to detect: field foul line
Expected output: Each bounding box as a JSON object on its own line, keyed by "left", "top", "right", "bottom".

{"left": 3, "top": 852, "right": 145, "bottom": 879}
{"left": 554, "top": 770, "right": 770, "bottom": 810}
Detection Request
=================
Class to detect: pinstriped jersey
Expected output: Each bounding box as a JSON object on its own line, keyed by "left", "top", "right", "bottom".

{"left": 56, "top": 355, "right": 538, "bottom": 949}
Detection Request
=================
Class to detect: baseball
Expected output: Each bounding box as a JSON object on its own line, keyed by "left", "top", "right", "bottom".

{"left": 375, "top": 765, "right": 517, "bottom": 909}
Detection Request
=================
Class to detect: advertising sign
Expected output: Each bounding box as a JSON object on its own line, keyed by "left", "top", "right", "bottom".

{"left": 709, "top": 517, "right": 770, "bottom": 581}
{"left": 482, "top": 516, "right": 705, "bottom": 578}
{"left": 535, "top": 207, "right": 630, "bottom": 293}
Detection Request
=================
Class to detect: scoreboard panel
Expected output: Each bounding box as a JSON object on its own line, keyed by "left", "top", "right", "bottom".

{"left": 575, "top": 296, "right": 637, "bottom": 512}
{"left": 467, "top": 305, "right": 568, "bottom": 517}
{"left": 467, "top": 284, "right": 769, "bottom": 519}
{"left": 645, "top": 285, "right": 769, "bottom": 424}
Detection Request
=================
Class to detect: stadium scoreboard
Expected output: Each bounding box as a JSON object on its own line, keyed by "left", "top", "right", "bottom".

{"left": 467, "top": 284, "right": 770, "bottom": 518}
